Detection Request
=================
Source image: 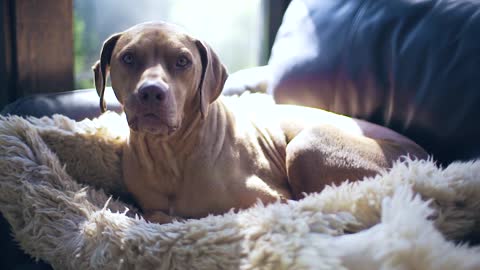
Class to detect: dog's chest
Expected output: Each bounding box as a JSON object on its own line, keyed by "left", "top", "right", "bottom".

{"left": 123, "top": 112, "right": 293, "bottom": 218}
{"left": 170, "top": 171, "right": 291, "bottom": 218}
{"left": 167, "top": 145, "right": 292, "bottom": 218}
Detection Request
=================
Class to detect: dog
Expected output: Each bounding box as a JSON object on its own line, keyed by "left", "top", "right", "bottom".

{"left": 93, "top": 22, "right": 427, "bottom": 224}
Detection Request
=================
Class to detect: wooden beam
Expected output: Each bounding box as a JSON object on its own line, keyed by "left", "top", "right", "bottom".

{"left": 14, "top": 0, "right": 73, "bottom": 97}
{"left": 261, "top": 0, "right": 291, "bottom": 63}
{"left": 0, "top": 0, "right": 14, "bottom": 109}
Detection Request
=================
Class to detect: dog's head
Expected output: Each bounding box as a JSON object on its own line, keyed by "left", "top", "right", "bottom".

{"left": 93, "top": 22, "right": 228, "bottom": 137}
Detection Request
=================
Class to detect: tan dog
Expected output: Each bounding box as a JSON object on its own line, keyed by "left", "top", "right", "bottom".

{"left": 93, "top": 22, "right": 427, "bottom": 224}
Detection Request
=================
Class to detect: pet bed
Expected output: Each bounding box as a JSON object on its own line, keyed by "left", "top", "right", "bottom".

{"left": 1, "top": 94, "right": 480, "bottom": 269}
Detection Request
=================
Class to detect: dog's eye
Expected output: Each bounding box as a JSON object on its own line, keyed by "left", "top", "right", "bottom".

{"left": 175, "top": 56, "right": 191, "bottom": 68}
{"left": 122, "top": 53, "right": 134, "bottom": 65}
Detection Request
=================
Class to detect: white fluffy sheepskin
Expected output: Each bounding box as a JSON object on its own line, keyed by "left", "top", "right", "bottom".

{"left": 0, "top": 94, "right": 480, "bottom": 270}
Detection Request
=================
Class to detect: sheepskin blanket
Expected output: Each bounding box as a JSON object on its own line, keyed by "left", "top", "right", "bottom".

{"left": 1, "top": 96, "right": 480, "bottom": 269}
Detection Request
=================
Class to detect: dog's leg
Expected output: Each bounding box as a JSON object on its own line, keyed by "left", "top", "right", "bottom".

{"left": 143, "top": 210, "right": 185, "bottom": 224}
{"left": 285, "top": 125, "right": 423, "bottom": 199}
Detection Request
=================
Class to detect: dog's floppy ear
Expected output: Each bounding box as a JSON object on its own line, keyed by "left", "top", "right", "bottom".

{"left": 195, "top": 40, "right": 228, "bottom": 119}
{"left": 92, "top": 33, "right": 122, "bottom": 113}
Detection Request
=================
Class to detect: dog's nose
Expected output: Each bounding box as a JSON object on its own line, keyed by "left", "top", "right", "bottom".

{"left": 137, "top": 81, "right": 168, "bottom": 104}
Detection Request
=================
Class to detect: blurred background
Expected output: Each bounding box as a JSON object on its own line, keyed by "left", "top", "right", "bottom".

{"left": 0, "top": 0, "right": 291, "bottom": 109}
{"left": 74, "top": 0, "right": 263, "bottom": 89}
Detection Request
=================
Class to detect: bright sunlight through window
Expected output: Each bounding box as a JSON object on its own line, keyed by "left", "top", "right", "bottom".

{"left": 74, "top": 0, "right": 263, "bottom": 89}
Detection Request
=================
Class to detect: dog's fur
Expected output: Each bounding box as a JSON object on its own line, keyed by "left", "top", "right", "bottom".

{"left": 93, "top": 22, "right": 427, "bottom": 223}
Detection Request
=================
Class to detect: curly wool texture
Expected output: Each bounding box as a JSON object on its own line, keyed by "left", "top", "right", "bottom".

{"left": 1, "top": 99, "right": 480, "bottom": 269}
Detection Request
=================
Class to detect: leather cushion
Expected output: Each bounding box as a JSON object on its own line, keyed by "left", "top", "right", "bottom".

{"left": 268, "top": 0, "right": 480, "bottom": 164}
{"left": 1, "top": 88, "right": 122, "bottom": 121}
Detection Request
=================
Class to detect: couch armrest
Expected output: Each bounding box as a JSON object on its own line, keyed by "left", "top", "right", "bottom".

{"left": 1, "top": 88, "right": 122, "bottom": 120}
{"left": 1, "top": 66, "right": 271, "bottom": 120}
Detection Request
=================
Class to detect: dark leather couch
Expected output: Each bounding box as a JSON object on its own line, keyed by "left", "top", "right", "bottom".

{"left": 2, "top": 0, "right": 480, "bottom": 267}
{"left": 268, "top": 0, "right": 480, "bottom": 165}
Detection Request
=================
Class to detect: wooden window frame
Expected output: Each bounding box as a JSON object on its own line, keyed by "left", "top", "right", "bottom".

{"left": 261, "top": 0, "right": 291, "bottom": 63}
{"left": 0, "top": 0, "right": 73, "bottom": 108}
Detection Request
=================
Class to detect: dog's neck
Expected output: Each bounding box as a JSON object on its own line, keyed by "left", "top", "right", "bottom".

{"left": 127, "top": 99, "right": 233, "bottom": 175}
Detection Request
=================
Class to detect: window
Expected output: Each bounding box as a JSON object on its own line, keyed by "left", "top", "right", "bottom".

{"left": 74, "top": 0, "right": 263, "bottom": 89}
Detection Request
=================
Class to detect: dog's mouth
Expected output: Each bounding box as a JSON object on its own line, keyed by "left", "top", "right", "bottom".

{"left": 127, "top": 113, "right": 179, "bottom": 136}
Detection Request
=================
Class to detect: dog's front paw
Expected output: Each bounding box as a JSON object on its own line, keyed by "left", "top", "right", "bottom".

{"left": 143, "top": 210, "right": 184, "bottom": 224}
